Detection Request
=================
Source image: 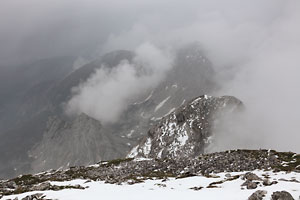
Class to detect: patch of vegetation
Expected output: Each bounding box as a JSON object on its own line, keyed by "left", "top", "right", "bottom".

{"left": 142, "top": 171, "right": 176, "bottom": 179}
{"left": 176, "top": 172, "right": 196, "bottom": 179}
{"left": 12, "top": 174, "right": 40, "bottom": 185}
{"left": 64, "top": 168, "right": 88, "bottom": 179}
{"left": 206, "top": 175, "right": 240, "bottom": 189}
{"left": 102, "top": 158, "right": 134, "bottom": 167}
{"left": 234, "top": 149, "right": 269, "bottom": 159}
{"left": 273, "top": 152, "right": 300, "bottom": 172}
{"left": 227, "top": 175, "right": 240, "bottom": 181}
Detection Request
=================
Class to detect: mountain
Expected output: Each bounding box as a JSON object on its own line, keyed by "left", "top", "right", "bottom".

{"left": 128, "top": 95, "right": 244, "bottom": 159}
{"left": 0, "top": 43, "right": 218, "bottom": 178}
{"left": 0, "top": 57, "right": 76, "bottom": 179}
{"left": 0, "top": 50, "right": 136, "bottom": 178}
{"left": 26, "top": 43, "right": 218, "bottom": 175}
{"left": 29, "top": 114, "right": 129, "bottom": 172}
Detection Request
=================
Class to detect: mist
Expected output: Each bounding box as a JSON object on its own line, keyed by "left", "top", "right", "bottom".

{"left": 66, "top": 43, "right": 173, "bottom": 124}
{"left": 1, "top": 0, "right": 300, "bottom": 152}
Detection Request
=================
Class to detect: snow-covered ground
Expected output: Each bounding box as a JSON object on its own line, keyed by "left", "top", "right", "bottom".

{"left": 2, "top": 170, "right": 299, "bottom": 200}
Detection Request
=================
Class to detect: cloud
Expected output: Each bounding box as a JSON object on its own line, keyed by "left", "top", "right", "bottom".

{"left": 1, "top": 0, "right": 300, "bottom": 152}
{"left": 66, "top": 43, "right": 173, "bottom": 124}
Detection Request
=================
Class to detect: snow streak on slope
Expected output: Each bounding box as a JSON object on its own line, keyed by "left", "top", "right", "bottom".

{"left": 2, "top": 171, "right": 299, "bottom": 200}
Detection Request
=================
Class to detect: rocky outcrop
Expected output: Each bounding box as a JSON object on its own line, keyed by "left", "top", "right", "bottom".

{"left": 128, "top": 95, "right": 243, "bottom": 159}
{"left": 0, "top": 149, "right": 298, "bottom": 197}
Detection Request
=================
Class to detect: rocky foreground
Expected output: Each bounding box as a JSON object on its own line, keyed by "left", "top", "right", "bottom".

{"left": 0, "top": 149, "right": 299, "bottom": 199}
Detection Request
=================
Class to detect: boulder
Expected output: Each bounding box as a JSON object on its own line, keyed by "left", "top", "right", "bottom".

{"left": 271, "top": 191, "right": 294, "bottom": 200}
{"left": 248, "top": 190, "right": 267, "bottom": 200}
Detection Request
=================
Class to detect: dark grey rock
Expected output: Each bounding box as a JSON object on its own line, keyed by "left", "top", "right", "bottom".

{"left": 248, "top": 190, "right": 267, "bottom": 200}
{"left": 243, "top": 172, "right": 262, "bottom": 181}
{"left": 241, "top": 180, "right": 258, "bottom": 189}
{"left": 271, "top": 191, "right": 294, "bottom": 200}
{"left": 31, "top": 182, "right": 51, "bottom": 191}
{"left": 262, "top": 178, "right": 278, "bottom": 186}
{"left": 21, "top": 193, "right": 45, "bottom": 200}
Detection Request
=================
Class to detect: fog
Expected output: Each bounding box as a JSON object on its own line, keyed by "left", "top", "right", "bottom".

{"left": 1, "top": 0, "right": 300, "bottom": 152}
{"left": 66, "top": 43, "right": 173, "bottom": 124}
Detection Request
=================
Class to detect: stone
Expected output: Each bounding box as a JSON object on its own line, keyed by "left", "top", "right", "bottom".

{"left": 262, "top": 178, "right": 278, "bottom": 186}
{"left": 31, "top": 182, "right": 51, "bottom": 191}
{"left": 243, "top": 172, "right": 261, "bottom": 181}
{"left": 271, "top": 191, "right": 294, "bottom": 200}
{"left": 248, "top": 190, "right": 267, "bottom": 200}
{"left": 241, "top": 180, "right": 258, "bottom": 189}
{"left": 21, "top": 193, "right": 45, "bottom": 200}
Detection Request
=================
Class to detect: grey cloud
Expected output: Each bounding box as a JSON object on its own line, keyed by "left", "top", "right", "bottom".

{"left": 1, "top": 0, "right": 299, "bottom": 152}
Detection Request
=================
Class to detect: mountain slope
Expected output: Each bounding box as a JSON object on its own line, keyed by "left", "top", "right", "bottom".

{"left": 26, "top": 43, "right": 218, "bottom": 175}
{"left": 128, "top": 95, "right": 243, "bottom": 159}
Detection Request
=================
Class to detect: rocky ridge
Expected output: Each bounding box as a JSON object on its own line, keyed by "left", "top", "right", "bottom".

{"left": 0, "top": 149, "right": 299, "bottom": 198}
{"left": 128, "top": 95, "right": 243, "bottom": 159}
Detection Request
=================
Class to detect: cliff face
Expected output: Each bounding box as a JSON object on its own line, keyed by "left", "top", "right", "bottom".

{"left": 29, "top": 114, "right": 129, "bottom": 173}
{"left": 128, "top": 95, "right": 244, "bottom": 159}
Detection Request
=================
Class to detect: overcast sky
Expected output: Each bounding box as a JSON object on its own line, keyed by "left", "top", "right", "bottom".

{"left": 1, "top": 0, "right": 300, "bottom": 152}
{"left": 0, "top": 0, "right": 287, "bottom": 66}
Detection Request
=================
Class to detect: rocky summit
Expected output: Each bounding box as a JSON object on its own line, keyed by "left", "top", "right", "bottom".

{"left": 128, "top": 95, "right": 244, "bottom": 159}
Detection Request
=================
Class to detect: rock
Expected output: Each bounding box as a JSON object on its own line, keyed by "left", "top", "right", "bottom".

{"left": 263, "top": 178, "right": 278, "bottom": 186}
{"left": 225, "top": 173, "right": 231, "bottom": 178}
{"left": 190, "top": 186, "right": 203, "bottom": 191}
{"left": 243, "top": 172, "right": 261, "bottom": 181}
{"left": 248, "top": 190, "right": 267, "bottom": 200}
{"left": 271, "top": 191, "right": 294, "bottom": 200}
{"left": 6, "top": 181, "right": 18, "bottom": 189}
{"left": 21, "top": 193, "right": 45, "bottom": 200}
{"left": 31, "top": 182, "right": 51, "bottom": 191}
{"left": 241, "top": 180, "right": 258, "bottom": 189}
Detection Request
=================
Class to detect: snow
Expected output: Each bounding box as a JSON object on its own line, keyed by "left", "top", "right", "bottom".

{"left": 134, "top": 91, "right": 153, "bottom": 105}
{"left": 157, "top": 149, "right": 163, "bottom": 158}
{"left": 142, "top": 138, "right": 152, "bottom": 155}
{"left": 164, "top": 107, "right": 176, "bottom": 117}
{"left": 154, "top": 96, "right": 170, "bottom": 112}
{"left": 134, "top": 157, "right": 153, "bottom": 162}
{"left": 177, "top": 130, "right": 188, "bottom": 146}
{"left": 127, "top": 145, "right": 139, "bottom": 158}
{"left": 172, "top": 84, "right": 178, "bottom": 89}
{"left": 126, "top": 130, "right": 135, "bottom": 138}
{"left": 180, "top": 99, "right": 186, "bottom": 106}
{"left": 3, "top": 170, "right": 299, "bottom": 200}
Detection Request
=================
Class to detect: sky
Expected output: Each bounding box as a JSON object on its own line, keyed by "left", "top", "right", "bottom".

{"left": 0, "top": 0, "right": 300, "bottom": 152}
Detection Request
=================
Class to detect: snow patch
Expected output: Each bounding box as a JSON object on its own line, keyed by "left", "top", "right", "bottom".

{"left": 3, "top": 171, "right": 300, "bottom": 200}
{"left": 154, "top": 96, "right": 170, "bottom": 112}
{"left": 134, "top": 91, "right": 153, "bottom": 105}
{"left": 127, "top": 145, "right": 139, "bottom": 158}
{"left": 142, "top": 138, "right": 152, "bottom": 156}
